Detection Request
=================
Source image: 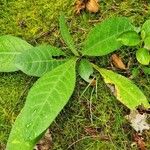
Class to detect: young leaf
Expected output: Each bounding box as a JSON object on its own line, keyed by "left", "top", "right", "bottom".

{"left": 7, "top": 58, "right": 77, "bottom": 150}
{"left": 136, "top": 48, "right": 150, "bottom": 65}
{"left": 93, "top": 65, "right": 150, "bottom": 110}
{"left": 117, "top": 31, "right": 141, "bottom": 46}
{"left": 15, "top": 45, "right": 67, "bottom": 77}
{"left": 59, "top": 14, "right": 79, "bottom": 56}
{"left": 144, "top": 37, "right": 150, "bottom": 49}
{"left": 82, "top": 17, "right": 134, "bottom": 56}
{"left": 0, "top": 35, "right": 32, "bottom": 72}
{"left": 141, "top": 19, "right": 150, "bottom": 38}
{"left": 141, "top": 19, "right": 150, "bottom": 49}
{"left": 78, "top": 59, "right": 93, "bottom": 82}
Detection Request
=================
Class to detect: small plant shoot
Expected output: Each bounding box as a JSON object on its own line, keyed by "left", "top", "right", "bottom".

{"left": 0, "top": 14, "right": 149, "bottom": 150}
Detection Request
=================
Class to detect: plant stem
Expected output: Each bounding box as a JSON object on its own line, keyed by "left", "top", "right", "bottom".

{"left": 71, "top": 48, "right": 80, "bottom": 56}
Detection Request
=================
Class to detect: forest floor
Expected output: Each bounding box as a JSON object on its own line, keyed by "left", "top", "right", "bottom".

{"left": 0, "top": 0, "right": 150, "bottom": 149}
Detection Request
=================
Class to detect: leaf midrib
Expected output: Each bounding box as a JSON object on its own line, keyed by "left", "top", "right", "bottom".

{"left": 25, "top": 61, "right": 74, "bottom": 139}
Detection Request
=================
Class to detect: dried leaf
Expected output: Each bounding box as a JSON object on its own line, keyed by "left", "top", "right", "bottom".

{"left": 111, "top": 54, "right": 126, "bottom": 70}
{"left": 75, "top": 0, "right": 86, "bottom": 14}
{"left": 86, "top": 0, "right": 99, "bottom": 13}
{"left": 126, "top": 110, "right": 150, "bottom": 133}
{"left": 75, "top": 0, "right": 99, "bottom": 14}
{"left": 133, "top": 133, "right": 146, "bottom": 150}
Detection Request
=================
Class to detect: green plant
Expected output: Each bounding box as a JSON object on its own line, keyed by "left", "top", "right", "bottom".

{"left": 0, "top": 15, "right": 149, "bottom": 150}
{"left": 117, "top": 19, "right": 150, "bottom": 66}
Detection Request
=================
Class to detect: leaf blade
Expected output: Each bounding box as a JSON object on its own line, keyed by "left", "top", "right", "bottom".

{"left": 136, "top": 48, "right": 150, "bottom": 65}
{"left": 59, "top": 14, "right": 79, "bottom": 56}
{"left": 0, "top": 35, "right": 33, "bottom": 72}
{"left": 82, "top": 17, "right": 134, "bottom": 56}
{"left": 78, "top": 59, "right": 93, "bottom": 82}
{"left": 15, "top": 45, "right": 67, "bottom": 77}
{"left": 117, "top": 31, "right": 141, "bottom": 46}
{"left": 7, "top": 58, "right": 77, "bottom": 150}
{"left": 93, "top": 65, "right": 150, "bottom": 110}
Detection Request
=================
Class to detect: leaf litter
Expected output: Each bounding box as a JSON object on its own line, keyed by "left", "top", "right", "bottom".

{"left": 75, "top": 0, "right": 99, "bottom": 14}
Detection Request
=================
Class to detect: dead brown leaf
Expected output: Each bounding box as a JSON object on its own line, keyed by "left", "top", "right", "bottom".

{"left": 133, "top": 133, "right": 146, "bottom": 150}
{"left": 75, "top": 0, "right": 99, "bottom": 14}
{"left": 75, "top": 0, "right": 86, "bottom": 14}
{"left": 86, "top": 0, "right": 99, "bottom": 13}
{"left": 111, "top": 54, "right": 127, "bottom": 70}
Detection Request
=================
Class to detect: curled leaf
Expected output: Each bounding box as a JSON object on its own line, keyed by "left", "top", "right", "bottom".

{"left": 75, "top": 0, "right": 99, "bottom": 14}
{"left": 86, "top": 0, "right": 99, "bottom": 13}
{"left": 75, "top": 0, "right": 86, "bottom": 14}
{"left": 111, "top": 54, "right": 126, "bottom": 70}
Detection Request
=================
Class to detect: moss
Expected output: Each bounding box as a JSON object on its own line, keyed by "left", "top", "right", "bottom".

{"left": 0, "top": 0, "right": 150, "bottom": 149}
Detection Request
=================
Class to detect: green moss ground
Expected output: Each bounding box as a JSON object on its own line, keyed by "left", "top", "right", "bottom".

{"left": 0, "top": 0, "right": 150, "bottom": 149}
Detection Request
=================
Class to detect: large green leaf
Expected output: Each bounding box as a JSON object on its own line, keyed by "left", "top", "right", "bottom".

{"left": 7, "top": 58, "right": 77, "bottom": 150}
{"left": 93, "top": 65, "right": 150, "bottom": 110}
{"left": 82, "top": 17, "right": 134, "bottom": 56}
{"left": 78, "top": 59, "right": 93, "bottom": 82}
{"left": 59, "top": 14, "right": 79, "bottom": 56}
{"left": 117, "top": 31, "right": 141, "bottom": 46}
{"left": 0, "top": 35, "right": 32, "bottom": 72}
{"left": 136, "top": 48, "right": 150, "bottom": 65}
{"left": 15, "top": 45, "right": 67, "bottom": 77}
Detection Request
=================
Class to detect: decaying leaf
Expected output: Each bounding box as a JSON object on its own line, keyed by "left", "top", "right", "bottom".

{"left": 34, "top": 129, "right": 52, "bottom": 150}
{"left": 133, "top": 133, "right": 146, "bottom": 150}
{"left": 126, "top": 110, "right": 150, "bottom": 133}
{"left": 86, "top": 0, "right": 99, "bottom": 13}
{"left": 111, "top": 54, "right": 127, "bottom": 70}
{"left": 75, "top": 0, "right": 99, "bottom": 14}
{"left": 75, "top": 0, "right": 87, "bottom": 14}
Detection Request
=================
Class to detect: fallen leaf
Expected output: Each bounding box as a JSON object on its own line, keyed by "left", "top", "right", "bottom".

{"left": 75, "top": 0, "right": 99, "bottom": 14}
{"left": 133, "top": 133, "right": 146, "bottom": 150}
{"left": 111, "top": 54, "right": 127, "bottom": 70}
{"left": 34, "top": 129, "right": 52, "bottom": 150}
{"left": 86, "top": 0, "right": 99, "bottom": 13}
{"left": 75, "top": 0, "right": 86, "bottom": 14}
{"left": 126, "top": 110, "right": 150, "bottom": 133}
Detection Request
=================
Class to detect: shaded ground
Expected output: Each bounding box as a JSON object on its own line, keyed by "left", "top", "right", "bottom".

{"left": 0, "top": 0, "right": 150, "bottom": 149}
